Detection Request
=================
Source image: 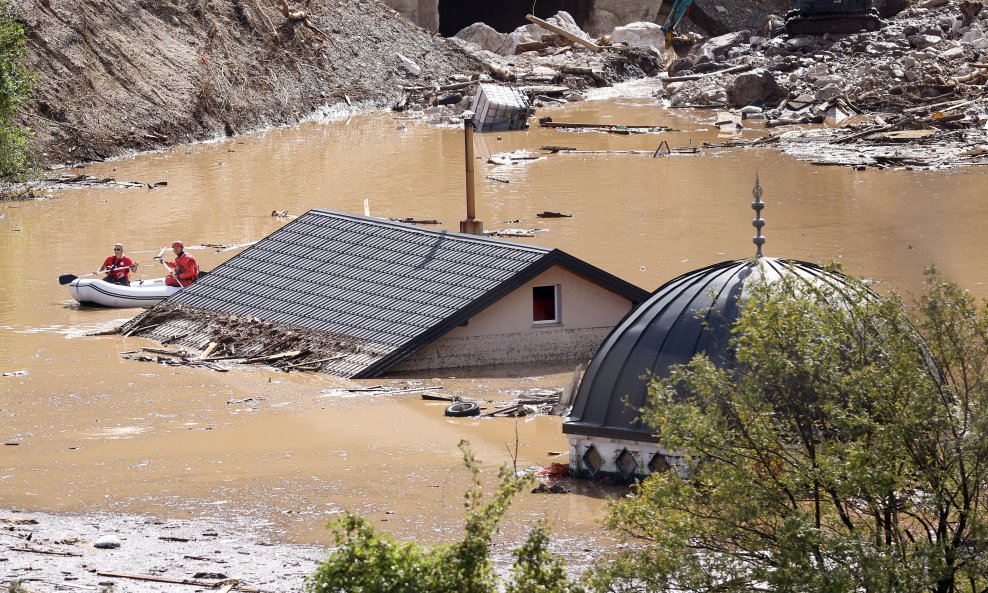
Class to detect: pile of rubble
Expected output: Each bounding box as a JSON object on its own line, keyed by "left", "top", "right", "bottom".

{"left": 657, "top": 0, "right": 988, "bottom": 169}
{"left": 392, "top": 4, "right": 988, "bottom": 169}
{"left": 394, "top": 13, "right": 668, "bottom": 125}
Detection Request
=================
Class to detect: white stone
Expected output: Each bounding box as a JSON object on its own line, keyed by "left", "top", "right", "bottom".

{"left": 543, "top": 11, "right": 591, "bottom": 42}
{"left": 610, "top": 21, "right": 664, "bottom": 49}
{"left": 93, "top": 534, "right": 121, "bottom": 549}
{"left": 396, "top": 53, "right": 421, "bottom": 76}
{"left": 940, "top": 46, "right": 965, "bottom": 60}
{"left": 454, "top": 23, "right": 510, "bottom": 55}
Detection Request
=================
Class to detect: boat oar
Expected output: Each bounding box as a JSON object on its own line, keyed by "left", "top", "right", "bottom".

{"left": 58, "top": 266, "right": 134, "bottom": 285}
{"left": 159, "top": 258, "right": 181, "bottom": 285}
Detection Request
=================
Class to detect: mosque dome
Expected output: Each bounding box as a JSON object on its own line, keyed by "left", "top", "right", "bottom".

{"left": 562, "top": 257, "right": 843, "bottom": 444}
{"left": 562, "top": 179, "right": 858, "bottom": 479}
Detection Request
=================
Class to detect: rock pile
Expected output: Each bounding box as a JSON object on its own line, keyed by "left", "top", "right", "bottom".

{"left": 394, "top": 12, "right": 668, "bottom": 126}
{"left": 657, "top": 0, "right": 988, "bottom": 169}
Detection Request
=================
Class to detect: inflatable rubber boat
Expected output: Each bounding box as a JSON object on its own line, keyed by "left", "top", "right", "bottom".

{"left": 68, "top": 277, "right": 180, "bottom": 308}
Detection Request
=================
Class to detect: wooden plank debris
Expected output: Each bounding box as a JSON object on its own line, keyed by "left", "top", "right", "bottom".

{"left": 540, "top": 121, "right": 671, "bottom": 131}
{"left": 96, "top": 571, "right": 262, "bottom": 592}
{"left": 660, "top": 63, "right": 753, "bottom": 82}
{"left": 9, "top": 545, "right": 82, "bottom": 556}
{"left": 525, "top": 14, "right": 602, "bottom": 52}
{"left": 389, "top": 217, "right": 441, "bottom": 225}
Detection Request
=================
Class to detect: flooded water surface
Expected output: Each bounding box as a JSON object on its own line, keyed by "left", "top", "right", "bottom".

{"left": 3, "top": 86, "right": 988, "bottom": 558}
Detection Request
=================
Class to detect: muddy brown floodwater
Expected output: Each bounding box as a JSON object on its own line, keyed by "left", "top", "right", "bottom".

{"left": 2, "top": 79, "right": 988, "bottom": 580}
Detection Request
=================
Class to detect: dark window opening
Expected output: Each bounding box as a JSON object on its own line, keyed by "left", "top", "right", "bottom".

{"left": 616, "top": 448, "right": 638, "bottom": 481}
{"left": 533, "top": 285, "right": 558, "bottom": 322}
{"left": 582, "top": 445, "right": 604, "bottom": 477}
{"left": 437, "top": 0, "right": 592, "bottom": 36}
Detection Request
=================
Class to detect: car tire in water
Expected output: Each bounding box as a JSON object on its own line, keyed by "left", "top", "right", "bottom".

{"left": 444, "top": 401, "right": 480, "bottom": 417}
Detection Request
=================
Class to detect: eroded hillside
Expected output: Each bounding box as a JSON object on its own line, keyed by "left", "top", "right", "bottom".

{"left": 17, "top": 0, "right": 483, "bottom": 166}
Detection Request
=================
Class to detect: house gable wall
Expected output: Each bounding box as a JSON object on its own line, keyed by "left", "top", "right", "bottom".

{"left": 390, "top": 265, "right": 633, "bottom": 371}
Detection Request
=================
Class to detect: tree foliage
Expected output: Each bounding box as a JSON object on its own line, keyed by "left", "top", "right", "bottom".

{"left": 595, "top": 267, "right": 988, "bottom": 593}
{"left": 305, "top": 439, "right": 583, "bottom": 593}
{"left": 0, "top": 1, "right": 33, "bottom": 179}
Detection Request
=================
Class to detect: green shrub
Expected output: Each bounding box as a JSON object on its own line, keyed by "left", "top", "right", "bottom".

{"left": 305, "top": 439, "right": 581, "bottom": 593}
{"left": 0, "top": 0, "right": 34, "bottom": 179}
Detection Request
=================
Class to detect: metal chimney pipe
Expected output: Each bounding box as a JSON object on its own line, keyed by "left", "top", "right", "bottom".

{"left": 460, "top": 118, "right": 483, "bottom": 235}
{"left": 464, "top": 118, "right": 476, "bottom": 220}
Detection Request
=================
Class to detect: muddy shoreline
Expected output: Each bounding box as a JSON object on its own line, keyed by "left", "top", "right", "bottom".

{"left": 2, "top": 509, "right": 325, "bottom": 592}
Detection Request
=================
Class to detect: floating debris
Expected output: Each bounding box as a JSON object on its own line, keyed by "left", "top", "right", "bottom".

{"left": 483, "top": 228, "right": 549, "bottom": 238}
{"left": 389, "top": 217, "right": 442, "bottom": 225}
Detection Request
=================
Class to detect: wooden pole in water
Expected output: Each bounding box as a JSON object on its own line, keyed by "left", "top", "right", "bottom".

{"left": 460, "top": 118, "right": 483, "bottom": 235}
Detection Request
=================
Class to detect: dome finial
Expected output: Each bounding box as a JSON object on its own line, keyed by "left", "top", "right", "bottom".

{"left": 752, "top": 174, "right": 766, "bottom": 258}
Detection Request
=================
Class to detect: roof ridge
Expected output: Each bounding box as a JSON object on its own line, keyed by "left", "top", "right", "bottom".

{"left": 307, "top": 208, "right": 553, "bottom": 254}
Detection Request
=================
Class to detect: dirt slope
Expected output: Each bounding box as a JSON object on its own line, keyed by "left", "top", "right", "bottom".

{"left": 16, "top": 0, "right": 484, "bottom": 167}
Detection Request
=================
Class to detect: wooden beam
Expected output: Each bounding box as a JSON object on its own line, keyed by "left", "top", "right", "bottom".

{"left": 525, "top": 15, "right": 602, "bottom": 52}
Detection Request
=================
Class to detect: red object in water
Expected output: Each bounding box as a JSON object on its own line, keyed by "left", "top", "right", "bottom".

{"left": 537, "top": 462, "right": 569, "bottom": 478}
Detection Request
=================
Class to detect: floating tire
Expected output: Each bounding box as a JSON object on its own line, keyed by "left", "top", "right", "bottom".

{"left": 444, "top": 401, "right": 480, "bottom": 417}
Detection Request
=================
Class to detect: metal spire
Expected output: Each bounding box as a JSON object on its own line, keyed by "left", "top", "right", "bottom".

{"left": 752, "top": 175, "right": 766, "bottom": 258}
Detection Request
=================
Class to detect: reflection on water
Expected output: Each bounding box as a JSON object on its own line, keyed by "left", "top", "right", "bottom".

{"left": 1, "top": 91, "right": 987, "bottom": 557}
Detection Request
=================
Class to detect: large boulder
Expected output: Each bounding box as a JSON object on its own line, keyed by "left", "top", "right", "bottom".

{"left": 727, "top": 68, "right": 782, "bottom": 107}
{"left": 585, "top": 0, "right": 665, "bottom": 35}
{"left": 703, "top": 31, "right": 751, "bottom": 60}
{"left": 454, "top": 23, "right": 513, "bottom": 55}
{"left": 610, "top": 21, "right": 665, "bottom": 49}
{"left": 539, "top": 11, "right": 593, "bottom": 42}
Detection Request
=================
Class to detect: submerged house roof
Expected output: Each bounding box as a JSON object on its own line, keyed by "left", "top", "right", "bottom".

{"left": 138, "top": 209, "right": 648, "bottom": 378}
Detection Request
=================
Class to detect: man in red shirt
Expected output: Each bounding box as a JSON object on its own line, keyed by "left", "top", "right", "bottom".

{"left": 160, "top": 240, "right": 199, "bottom": 287}
{"left": 98, "top": 243, "right": 138, "bottom": 285}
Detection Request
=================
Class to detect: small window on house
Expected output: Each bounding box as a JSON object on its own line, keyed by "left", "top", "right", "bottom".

{"left": 533, "top": 285, "right": 559, "bottom": 323}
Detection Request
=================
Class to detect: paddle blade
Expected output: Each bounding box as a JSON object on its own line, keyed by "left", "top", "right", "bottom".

{"left": 59, "top": 274, "right": 78, "bottom": 285}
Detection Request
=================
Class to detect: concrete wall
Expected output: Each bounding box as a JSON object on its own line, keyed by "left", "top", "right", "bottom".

{"left": 381, "top": 0, "right": 665, "bottom": 37}
{"left": 390, "top": 265, "right": 635, "bottom": 372}
{"left": 384, "top": 0, "right": 439, "bottom": 32}
{"left": 567, "top": 434, "right": 684, "bottom": 480}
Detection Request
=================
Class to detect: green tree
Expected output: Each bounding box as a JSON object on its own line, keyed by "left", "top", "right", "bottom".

{"left": 593, "top": 267, "right": 988, "bottom": 593}
{"left": 0, "top": 0, "right": 33, "bottom": 179}
{"left": 306, "top": 439, "right": 582, "bottom": 593}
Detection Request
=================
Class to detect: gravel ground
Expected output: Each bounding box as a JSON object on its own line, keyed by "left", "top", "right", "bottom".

{"left": 2, "top": 509, "right": 325, "bottom": 592}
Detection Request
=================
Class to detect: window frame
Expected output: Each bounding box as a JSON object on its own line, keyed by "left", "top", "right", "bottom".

{"left": 532, "top": 284, "right": 561, "bottom": 325}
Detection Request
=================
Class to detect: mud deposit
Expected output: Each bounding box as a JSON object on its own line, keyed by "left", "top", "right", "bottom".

{"left": 1, "top": 509, "right": 324, "bottom": 592}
